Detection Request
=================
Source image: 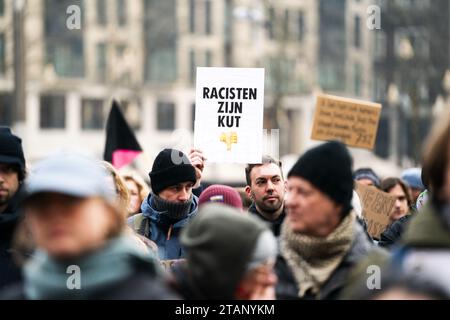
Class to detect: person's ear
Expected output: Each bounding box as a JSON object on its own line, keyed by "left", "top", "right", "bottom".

{"left": 245, "top": 186, "right": 253, "bottom": 200}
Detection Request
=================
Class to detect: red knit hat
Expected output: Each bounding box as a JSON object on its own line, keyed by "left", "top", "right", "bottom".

{"left": 198, "top": 185, "right": 243, "bottom": 211}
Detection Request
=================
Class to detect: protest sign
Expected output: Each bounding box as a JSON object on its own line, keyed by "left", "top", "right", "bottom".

{"left": 194, "top": 67, "right": 265, "bottom": 163}
{"left": 311, "top": 94, "right": 382, "bottom": 149}
{"left": 355, "top": 183, "right": 396, "bottom": 239}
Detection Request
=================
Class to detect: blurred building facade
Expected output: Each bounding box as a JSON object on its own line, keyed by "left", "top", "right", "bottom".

{"left": 1, "top": 0, "right": 447, "bottom": 174}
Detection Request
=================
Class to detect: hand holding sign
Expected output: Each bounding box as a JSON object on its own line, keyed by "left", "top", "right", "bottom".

{"left": 188, "top": 149, "right": 206, "bottom": 186}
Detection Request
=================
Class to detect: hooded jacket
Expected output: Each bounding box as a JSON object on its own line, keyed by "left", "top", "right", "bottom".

{"left": 0, "top": 185, "right": 26, "bottom": 291}
{"left": 129, "top": 193, "right": 199, "bottom": 260}
{"left": 340, "top": 204, "right": 450, "bottom": 299}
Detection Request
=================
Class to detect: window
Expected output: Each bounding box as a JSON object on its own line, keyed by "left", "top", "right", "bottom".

{"left": 189, "top": 0, "right": 196, "bottom": 33}
{"left": 0, "top": 33, "right": 5, "bottom": 75}
{"left": 119, "top": 99, "right": 142, "bottom": 130}
{"left": 298, "top": 11, "right": 305, "bottom": 42}
{"left": 189, "top": 49, "right": 196, "bottom": 84}
{"left": 96, "top": 43, "right": 107, "bottom": 82}
{"left": 40, "top": 95, "right": 66, "bottom": 129}
{"left": 0, "top": 93, "right": 12, "bottom": 126}
{"left": 81, "top": 99, "right": 104, "bottom": 130}
{"left": 117, "top": 0, "right": 127, "bottom": 26}
{"left": 354, "top": 15, "right": 361, "bottom": 48}
{"left": 157, "top": 101, "right": 175, "bottom": 131}
{"left": 267, "top": 7, "right": 275, "bottom": 40}
{"left": 205, "top": 0, "right": 211, "bottom": 35}
{"left": 205, "top": 50, "right": 212, "bottom": 67}
{"left": 97, "top": 0, "right": 107, "bottom": 26}
{"left": 283, "top": 9, "right": 289, "bottom": 40}
{"left": 144, "top": 0, "right": 177, "bottom": 83}
{"left": 353, "top": 63, "right": 362, "bottom": 96}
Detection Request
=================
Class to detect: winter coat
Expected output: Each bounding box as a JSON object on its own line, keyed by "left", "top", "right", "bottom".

{"left": 378, "top": 215, "right": 412, "bottom": 249}
{"left": 275, "top": 221, "right": 375, "bottom": 300}
{"left": 0, "top": 185, "right": 25, "bottom": 291}
{"left": 128, "top": 194, "right": 198, "bottom": 260}
{"left": 248, "top": 203, "right": 285, "bottom": 237}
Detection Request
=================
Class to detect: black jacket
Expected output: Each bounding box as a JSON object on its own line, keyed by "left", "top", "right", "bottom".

{"left": 248, "top": 203, "right": 285, "bottom": 237}
{"left": 0, "top": 185, "right": 25, "bottom": 291}
{"left": 170, "top": 262, "right": 207, "bottom": 300}
{"left": 0, "top": 262, "right": 180, "bottom": 300}
{"left": 275, "top": 222, "right": 375, "bottom": 300}
{"left": 378, "top": 215, "right": 412, "bottom": 249}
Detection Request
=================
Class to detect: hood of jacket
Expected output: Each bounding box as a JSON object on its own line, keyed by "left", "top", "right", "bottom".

{"left": 0, "top": 185, "right": 26, "bottom": 242}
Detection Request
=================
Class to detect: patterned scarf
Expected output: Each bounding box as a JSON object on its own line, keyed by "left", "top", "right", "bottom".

{"left": 280, "top": 211, "right": 356, "bottom": 298}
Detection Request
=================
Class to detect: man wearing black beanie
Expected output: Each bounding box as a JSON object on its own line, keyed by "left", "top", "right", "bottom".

{"left": 0, "top": 127, "right": 27, "bottom": 291}
{"left": 128, "top": 148, "right": 205, "bottom": 260}
{"left": 275, "top": 141, "right": 376, "bottom": 300}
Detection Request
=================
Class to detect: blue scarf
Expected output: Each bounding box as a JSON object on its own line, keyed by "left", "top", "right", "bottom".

{"left": 24, "top": 235, "right": 160, "bottom": 300}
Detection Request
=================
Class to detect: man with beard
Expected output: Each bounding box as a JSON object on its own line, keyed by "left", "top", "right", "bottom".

{"left": 245, "top": 156, "right": 286, "bottom": 236}
{"left": 128, "top": 148, "right": 205, "bottom": 260}
{"left": 0, "top": 127, "right": 27, "bottom": 290}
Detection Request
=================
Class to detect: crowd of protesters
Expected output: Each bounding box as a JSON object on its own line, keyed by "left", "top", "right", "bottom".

{"left": 1, "top": 106, "right": 450, "bottom": 300}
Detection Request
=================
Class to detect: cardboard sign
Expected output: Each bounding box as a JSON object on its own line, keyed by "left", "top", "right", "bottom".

{"left": 355, "top": 183, "right": 396, "bottom": 239}
{"left": 311, "top": 94, "right": 382, "bottom": 150}
{"left": 194, "top": 67, "right": 265, "bottom": 163}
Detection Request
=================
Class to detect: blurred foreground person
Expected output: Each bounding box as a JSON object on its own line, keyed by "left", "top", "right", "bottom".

{"left": 0, "top": 153, "right": 178, "bottom": 300}
{"left": 0, "top": 127, "right": 27, "bottom": 290}
{"left": 342, "top": 109, "right": 450, "bottom": 299}
{"left": 276, "top": 141, "right": 377, "bottom": 300}
{"left": 171, "top": 204, "right": 277, "bottom": 300}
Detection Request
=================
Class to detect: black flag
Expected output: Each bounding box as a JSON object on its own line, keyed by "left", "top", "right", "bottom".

{"left": 104, "top": 100, "right": 143, "bottom": 169}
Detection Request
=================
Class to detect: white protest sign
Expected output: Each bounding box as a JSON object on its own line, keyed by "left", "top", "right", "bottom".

{"left": 194, "top": 67, "right": 265, "bottom": 163}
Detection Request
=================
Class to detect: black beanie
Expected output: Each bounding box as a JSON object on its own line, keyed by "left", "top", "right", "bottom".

{"left": 149, "top": 149, "right": 197, "bottom": 195}
{"left": 0, "top": 127, "right": 26, "bottom": 180}
{"left": 288, "top": 141, "right": 354, "bottom": 213}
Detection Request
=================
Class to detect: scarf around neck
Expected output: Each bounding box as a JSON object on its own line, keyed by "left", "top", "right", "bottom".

{"left": 23, "top": 235, "right": 158, "bottom": 300}
{"left": 151, "top": 193, "right": 193, "bottom": 221}
{"left": 280, "top": 211, "right": 356, "bottom": 298}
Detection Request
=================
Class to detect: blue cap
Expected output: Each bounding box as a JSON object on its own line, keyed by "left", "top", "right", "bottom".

{"left": 401, "top": 168, "right": 425, "bottom": 190}
{"left": 26, "top": 153, "right": 116, "bottom": 202}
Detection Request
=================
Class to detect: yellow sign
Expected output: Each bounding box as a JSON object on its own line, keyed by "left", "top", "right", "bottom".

{"left": 355, "top": 183, "right": 396, "bottom": 239}
{"left": 311, "top": 94, "right": 382, "bottom": 150}
{"left": 220, "top": 132, "right": 238, "bottom": 151}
